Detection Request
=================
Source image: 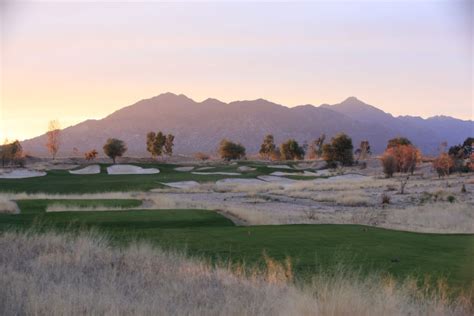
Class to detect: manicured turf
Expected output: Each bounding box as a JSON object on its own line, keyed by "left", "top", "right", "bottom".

{"left": 0, "top": 163, "right": 286, "bottom": 193}
{"left": 2, "top": 200, "right": 473, "bottom": 289}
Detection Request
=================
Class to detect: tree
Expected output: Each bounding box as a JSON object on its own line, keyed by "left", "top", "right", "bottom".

{"left": 355, "top": 140, "right": 371, "bottom": 162}
{"left": 322, "top": 143, "right": 337, "bottom": 168}
{"left": 84, "top": 149, "right": 98, "bottom": 161}
{"left": 164, "top": 134, "right": 175, "bottom": 156}
{"left": 218, "top": 139, "right": 246, "bottom": 161}
{"left": 432, "top": 153, "right": 454, "bottom": 178}
{"left": 103, "top": 138, "right": 127, "bottom": 164}
{"left": 387, "top": 137, "right": 411, "bottom": 149}
{"left": 381, "top": 152, "right": 397, "bottom": 178}
{"left": 332, "top": 133, "right": 354, "bottom": 166}
{"left": 146, "top": 132, "right": 157, "bottom": 157}
{"left": 308, "top": 134, "right": 325, "bottom": 160}
{"left": 194, "top": 152, "right": 210, "bottom": 161}
{"left": 0, "top": 140, "right": 23, "bottom": 167}
{"left": 381, "top": 144, "right": 421, "bottom": 175}
{"left": 146, "top": 131, "right": 169, "bottom": 158}
{"left": 259, "top": 134, "right": 277, "bottom": 159}
{"left": 46, "top": 120, "right": 61, "bottom": 159}
{"left": 279, "top": 139, "right": 305, "bottom": 160}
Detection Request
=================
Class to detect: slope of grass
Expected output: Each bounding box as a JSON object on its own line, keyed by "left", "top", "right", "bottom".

{"left": 1, "top": 200, "right": 472, "bottom": 289}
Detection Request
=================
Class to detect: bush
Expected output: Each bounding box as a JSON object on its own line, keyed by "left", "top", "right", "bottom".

{"left": 218, "top": 139, "right": 246, "bottom": 161}
{"left": 322, "top": 134, "right": 354, "bottom": 167}
{"left": 432, "top": 153, "right": 454, "bottom": 178}
{"left": 382, "top": 144, "right": 421, "bottom": 175}
{"left": 381, "top": 193, "right": 391, "bottom": 205}
{"left": 381, "top": 153, "right": 397, "bottom": 178}
{"left": 84, "top": 150, "right": 98, "bottom": 162}
{"left": 194, "top": 152, "right": 210, "bottom": 161}
{"left": 259, "top": 135, "right": 277, "bottom": 160}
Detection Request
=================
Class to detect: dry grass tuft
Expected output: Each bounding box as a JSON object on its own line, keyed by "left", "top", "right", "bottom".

{"left": 0, "top": 231, "right": 471, "bottom": 315}
{"left": 0, "top": 198, "right": 19, "bottom": 214}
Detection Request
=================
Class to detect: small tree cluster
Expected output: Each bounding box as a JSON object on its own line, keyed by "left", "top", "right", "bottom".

{"left": 259, "top": 135, "right": 277, "bottom": 159}
{"left": 447, "top": 137, "right": 473, "bottom": 173}
{"left": 103, "top": 138, "right": 127, "bottom": 164}
{"left": 322, "top": 133, "right": 354, "bottom": 167}
{"left": 218, "top": 139, "right": 246, "bottom": 161}
{"left": 380, "top": 138, "right": 421, "bottom": 177}
{"left": 146, "top": 131, "right": 175, "bottom": 158}
{"left": 279, "top": 139, "right": 305, "bottom": 160}
{"left": 355, "top": 140, "right": 371, "bottom": 162}
{"left": 0, "top": 140, "right": 24, "bottom": 167}
{"left": 194, "top": 152, "right": 210, "bottom": 161}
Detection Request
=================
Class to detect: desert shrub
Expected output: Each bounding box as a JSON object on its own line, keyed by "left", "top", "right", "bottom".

{"left": 382, "top": 144, "right": 421, "bottom": 175}
{"left": 279, "top": 139, "right": 305, "bottom": 160}
{"left": 103, "top": 138, "right": 127, "bottom": 164}
{"left": 194, "top": 152, "right": 210, "bottom": 161}
{"left": 381, "top": 193, "right": 391, "bottom": 205}
{"left": 218, "top": 139, "right": 246, "bottom": 161}
{"left": 447, "top": 195, "right": 455, "bottom": 203}
{"left": 84, "top": 149, "right": 98, "bottom": 161}
{"left": 0, "top": 140, "right": 24, "bottom": 168}
{"left": 381, "top": 153, "right": 397, "bottom": 178}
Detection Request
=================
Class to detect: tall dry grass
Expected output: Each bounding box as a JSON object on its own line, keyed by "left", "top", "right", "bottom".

{"left": 0, "top": 197, "right": 19, "bottom": 214}
{"left": 0, "top": 231, "right": 471, "bottom": 315}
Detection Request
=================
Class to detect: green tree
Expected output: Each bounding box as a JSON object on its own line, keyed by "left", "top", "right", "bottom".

{"left": 164, "top": 134, "right": 175, "bottom": 156}
{"left": 279, "top": 139, "right": 305, "bottom": 160}
{"left": 387, "top": 137, "right": 412, "bottom": 149}
{"left": 146, "top": 132, "right": 157, "bottom": 157}
{"left": 103, "top": 138, "right": 127, "bottom": 164}
{"left": 218, "top": 139, "right": 246, "bottom": 161}
{"left": 323, "top": 133, "right": 354, "bottom": 167}
{"left": 259, "top": 134, "right": 276, "bottom": 159}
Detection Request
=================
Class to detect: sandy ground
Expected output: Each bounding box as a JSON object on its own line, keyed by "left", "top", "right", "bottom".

{"left": 258, "top": 175, "right": 297, "bottom": 184}
{"left": 0, "top": 169, "right": 47, "bottom": 179}
{"left": 69, "top": 165, "right": 101, "bottom": 175}
{"left": 267, "top": 165, "right": 293, "bottom": 169}
{"left": 196, "top": 166, "right": 215, "bottom": 171}
{"left": 238, "top": 166, "right": 256, "bottom": 172}
{"left": 107, "top": 165, "right": 160, "bottom": 175}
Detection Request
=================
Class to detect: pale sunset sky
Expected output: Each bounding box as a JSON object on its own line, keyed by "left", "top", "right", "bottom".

{"left": 0, "top": 0, "right": 472, "bottom": 141}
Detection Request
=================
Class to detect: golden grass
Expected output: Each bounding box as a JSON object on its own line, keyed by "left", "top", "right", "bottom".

{"left": 0, "top": 231, "right": 471, "bottom": 315}
{"left": 0, "top": 197, "right": 19, "bottom": 214}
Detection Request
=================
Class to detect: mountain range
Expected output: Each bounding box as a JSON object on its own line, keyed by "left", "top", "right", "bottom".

{"left": 21, "top": 93, "right": 473, "bottom": 157}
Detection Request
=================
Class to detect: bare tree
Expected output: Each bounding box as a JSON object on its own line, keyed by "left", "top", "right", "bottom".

{"left": 46, "top": 120, "right": 61, "bottom": 160}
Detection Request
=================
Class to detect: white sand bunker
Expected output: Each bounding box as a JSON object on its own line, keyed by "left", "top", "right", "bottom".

{"left": 196, "top": 166, "right": 215, "bottom": 171}
{"left": 267, "top": 165, "right": 293, "bottom": 169}
{"left": 107, "top": 165, "right": 160, "bottom": 175}
{"left": 174, "top": 166, "right": 194, "bottom": 172}
{"left": 258, "top": 175, "right": 297, "bottom": 184}
{"left": 69, "top": 165, "right": 101, "bottom": 175}
{"left": 192, "top": 172, "right": 241, "bottom": 176}
{"left": 270, "top": 171, "right": 320, "bottom": 177}
{"left": 0, "top": 169, "right": 47, "bottom": 179}
{"left": 161, "top": 181, "right": 200, "bottom": 189}
{"left": 216, "top": 178, "right": 267, "bottom": 186}
{"left": 238, "top": 166, "right": 256, "bottom": 172}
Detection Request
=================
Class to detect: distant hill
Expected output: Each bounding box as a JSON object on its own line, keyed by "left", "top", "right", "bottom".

{"left": 21, "top": 93, "right": 473, "bottom": 157}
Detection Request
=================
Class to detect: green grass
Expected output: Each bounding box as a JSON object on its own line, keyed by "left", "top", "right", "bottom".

{"left": 0, "top": 163, "right": 284, "bottom": 193}
{"left": 2, "top": 199, "right": 473, "bottom": 289}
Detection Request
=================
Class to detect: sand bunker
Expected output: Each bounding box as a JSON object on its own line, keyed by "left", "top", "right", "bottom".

{"left": 258, "top": 175, "right": 297, "bottom": 184}
{"left": 69, "top": 165, "right": 101, "bottom": 175}
{"left": 174, "top": 166, "right": 194, "bottom": 172}
{"left": 192, "top": 172, "right": 241, "bottom": 176}
{"left": 270, "top": 171, "right": 320, "bottom": 177}
{"left": 196, "top": 166, "right": 215, "bottom": 171}
{"left": 216, "top": 178, "right": 267, "bottom": 186}
{"left": 161, "top": 181, "right": 201, "bottom": 189}
{"left": 267, "top": 165, "right": 293, "bottom": 169}
{"left": 107, "top": 165, "right": 160, "bottom": 175}
{"left": 238, "top": 166, "right": 256, "bottom": 172}
{"left": 0, "top": 169, "right": 47, "bottom": 179}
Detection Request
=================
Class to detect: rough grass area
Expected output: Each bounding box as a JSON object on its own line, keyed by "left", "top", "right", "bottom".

{"left": 1, "top": 200, "right": 473, "bottom": 289}
{"left": 0, "top": 230, "right": 471, "bottom": 315}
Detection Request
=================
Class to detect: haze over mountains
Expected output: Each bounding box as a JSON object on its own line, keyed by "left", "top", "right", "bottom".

{"left": 22, "top": 93, "right": 473, "bottom": 157}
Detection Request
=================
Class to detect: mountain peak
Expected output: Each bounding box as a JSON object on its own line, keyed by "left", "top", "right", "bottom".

{"left": 341, "top": 96, "right": 362, "bottom": 103}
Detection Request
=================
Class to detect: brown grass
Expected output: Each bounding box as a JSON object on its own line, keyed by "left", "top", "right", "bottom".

{"left": 0, "top": 231, "right": 471, "bottom": 315}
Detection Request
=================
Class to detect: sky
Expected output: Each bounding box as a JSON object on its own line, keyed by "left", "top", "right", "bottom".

{"left": 0, "top": 0, "right": 472, "bottom": 141}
